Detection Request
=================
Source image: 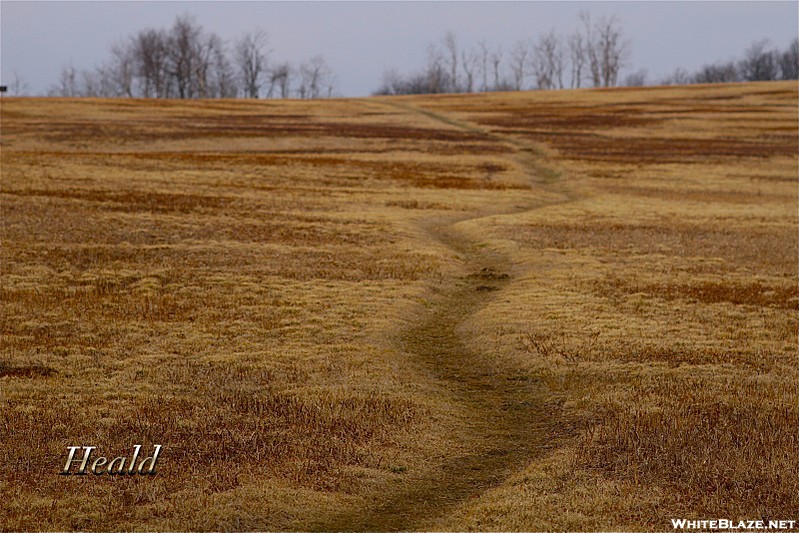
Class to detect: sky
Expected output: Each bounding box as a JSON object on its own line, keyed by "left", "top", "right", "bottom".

{"left": 1, "top": 1, "right": 797, "bottom": 97}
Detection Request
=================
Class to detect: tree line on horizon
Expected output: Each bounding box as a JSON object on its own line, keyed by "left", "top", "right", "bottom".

{"left": 377, "top": 13, "right": 631, "bottom": 95}
{"left": 46, "top": 14, "right": 336, "bottom": 99}
{"left": 17, "top": 12, "right": 799, "bottom": 99}
{"left": 376, "top": 13, "right": 798, "bottom": 95}
{"left": 658, "top": 38, "right": 798, "bottom": 86}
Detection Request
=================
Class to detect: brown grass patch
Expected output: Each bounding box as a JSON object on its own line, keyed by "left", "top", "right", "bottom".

{"left": 0, "top": 361, "right": 58, "bottom": 378}
{"left": 595, "top": 277, "right": 799, "bottom": 309}
{"left": 580, "top": 376, "right": 799, "bottom": 518}
{"left": 511, "top": 221, "right": 797, "bottom": 276}
{"left": 2, "top": 188, "right": 236, "bottom": 213}
{"left": 2, "top": 82, "right": 797, "bottom": 530}
{"left": 432, "top": 82, "right": 798, "bottom": 530}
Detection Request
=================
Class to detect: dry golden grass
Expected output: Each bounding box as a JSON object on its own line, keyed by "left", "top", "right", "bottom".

{"left": 1, "top": 81, "right": 797, "bottom": 531}
{"left": 1, "top": 95, "right": 542, "bottom": 530}
{"left": 412, "top": 82, "right": 798, "bottom": 530}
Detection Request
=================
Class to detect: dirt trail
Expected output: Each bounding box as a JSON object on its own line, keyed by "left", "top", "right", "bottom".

{"left": 314, "top": 103, "right": 571, "bottom": 531}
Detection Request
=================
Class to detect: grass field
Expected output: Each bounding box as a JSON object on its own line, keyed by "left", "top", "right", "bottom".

{"left": 1, "top": 81, "right": 797, "bottom": 531}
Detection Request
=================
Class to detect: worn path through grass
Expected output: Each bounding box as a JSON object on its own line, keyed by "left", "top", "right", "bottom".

{"left": 313, "top": 102, "right": 575, "bottom": 530}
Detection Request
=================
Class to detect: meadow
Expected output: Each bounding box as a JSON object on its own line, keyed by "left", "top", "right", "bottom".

{"left": 1, "top": 81, "right": 796, "bottom": 530}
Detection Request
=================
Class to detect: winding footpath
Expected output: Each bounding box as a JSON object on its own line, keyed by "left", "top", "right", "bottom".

{"left": 316, "top": 102, "right": 575, "bottom": 531}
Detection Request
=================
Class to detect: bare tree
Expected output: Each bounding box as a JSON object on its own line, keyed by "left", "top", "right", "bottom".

{"left": 268, "top": 62, "right": 292, "bottom": 98}
{"left": 159, "top": 15, "right": 235, "bottom": 99}
{"left": 193, "top": 32, "right": 227, "bottom": 97}
{"left": 97, "top": 65, "right": 119, "bottom": 96}
{"left": 133, "top": 28, "right": 171, "bottom": 97}
{"left": 166, "top": 14, "right": 204, "bottom": 98}
{"left": 50, "top": 65, "right": 79, "bottom": 96}
{"left": 235, "top": 28, "right": 268, "bottom": 98}
{"left": 210, "top": 37, "right": 237, "bottom": 97}
{"left": 297, "top": 56, "right": 335, "bottom": 99}
{"left": 739, "top": 39, "right": 778, "bottom": 81}
{"left": 374, "top": 69, "right": 402, "bottom": 95}
{"left": 461, "top": 47, "right": 479, "bottom": 93}
{"left": 79, "top": 65, "right": 119, "bottom": 98}
{"left": 510, "top": 40, "right": 530, "bottom": 90}
{"left": 659, "top": 67, "right": 691, "bottom": 86}
{"left": 443, "top": 31, "right": 459, "bottom": 92}
{"left": 315, "top": 56, "right": 336, "bottom": 98}
{"left": 296, "top": 66, "right": 310, "bottom": 99}
{"left": 10, "top": 70, "right": 29, "bottom": 96}
{"left": 109, "top": 41, "right": 136, "bottom": 97}
{"left": 580, "top": 11, "right": 601, "bottom": 87}
{"left": 477, "top": 41, "right": 490, "bottom": 92}
{"left": 375, "top": 67, "right": 443, "bottom": 95}
{"left": 623, "top": 69, "right": 647, "bottom": 87}
{"left": 779, "top": 38, "right": 799, "bottom": 80}
{"left": 490, "top": 47, "right": 503, "bottom": 91}
{"left": 50, "top": 64, "right": 113, "bottom": 97}
{"left": 80, "top": 69, "right": 100, "bottom": 97}
{"left": 425, "top": 44, "right": 448, "bottom": 93}
{"left": 532, "top": 30, "right": 564, "bottom": 90}
{"left": 567, "top": 31, "right": 586, "bottom": 88}
{"left": 693, "top": 61, "right": 740, "bottom": 84}
{"left": 594, "top": 14, "right": 629, "bottom": 87}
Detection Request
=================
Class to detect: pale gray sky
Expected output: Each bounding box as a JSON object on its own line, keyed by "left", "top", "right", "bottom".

{"left": 1, "top": 1, "right": 797, "bottom": 96}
